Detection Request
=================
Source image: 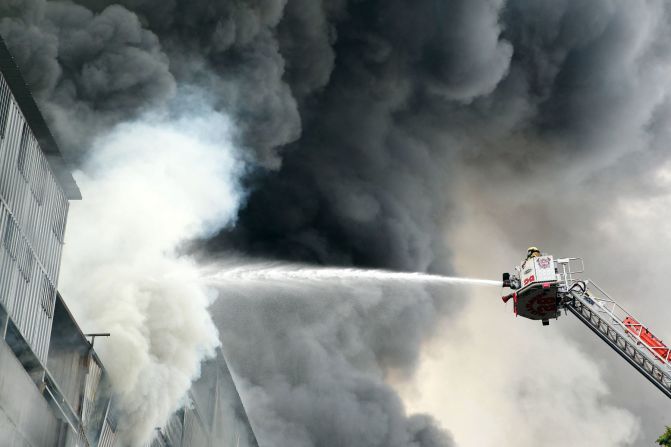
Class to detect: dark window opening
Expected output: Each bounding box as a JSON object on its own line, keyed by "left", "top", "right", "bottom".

{"left": 18, "top": 122, "right": 29, "bottom": 177}
{"left": 40, "top": 275, "right": 54, "bottom": 318}
{"left": 0, "top": 78, "right": 10, "bottom": 139}
{"left": 2, "top": 213, "right": 14, "bottom": 255}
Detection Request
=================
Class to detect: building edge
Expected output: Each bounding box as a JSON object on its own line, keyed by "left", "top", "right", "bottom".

{"left": 0, "top": 34, "right": 81, "bottom": 200}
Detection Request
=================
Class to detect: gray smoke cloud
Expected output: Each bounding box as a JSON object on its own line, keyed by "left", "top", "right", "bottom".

{"left": 0, "top": 0, "right": 176, "bottom": 153}
{"left": 0, "top": 0, "right": 309, "bottom": 165}
{"left": 217, "top": 0, "right": 516, "bottom": 271}
{"left": 6, "top": 0, "right": 671, "bottom": 445}
{"left": 211, "top": 276, "right": 458, "bottom": 447}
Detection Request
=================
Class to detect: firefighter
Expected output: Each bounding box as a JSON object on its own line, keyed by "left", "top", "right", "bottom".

{"left": 526, "top": 246, "right": 541, "bottom": 260}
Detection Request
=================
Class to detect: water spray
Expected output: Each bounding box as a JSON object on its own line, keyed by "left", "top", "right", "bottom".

{"left": 204, "top": 263, "right": 502, "bottom": 287}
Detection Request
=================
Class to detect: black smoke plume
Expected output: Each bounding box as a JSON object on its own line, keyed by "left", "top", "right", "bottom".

{"left": 5, "top": 0, "right": 671, "bottom": 445}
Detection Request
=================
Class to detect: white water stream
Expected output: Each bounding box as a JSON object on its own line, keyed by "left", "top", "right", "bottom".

{"left": 205, "top": 264, "right": 501, "bottom": 287}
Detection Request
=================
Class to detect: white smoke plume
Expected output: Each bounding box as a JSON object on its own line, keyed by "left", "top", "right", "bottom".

{"left": 58, "top": 102, "right": 244, "bottom": 445}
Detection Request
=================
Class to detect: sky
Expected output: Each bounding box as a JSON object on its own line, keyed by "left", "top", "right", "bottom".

{"left": 3, "top": 0, "right": 671, "bottom": 445}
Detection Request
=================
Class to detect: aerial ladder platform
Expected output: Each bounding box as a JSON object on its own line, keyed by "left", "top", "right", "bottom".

{"left": 502, "top": 251, "right": 671, "bottom": 399}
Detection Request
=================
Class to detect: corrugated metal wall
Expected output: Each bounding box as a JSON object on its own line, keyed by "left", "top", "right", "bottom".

{"left": 63, "top": 426, "right": 89, "bottom": 447}
{"left": 0, "top": 46, "right": 117, "bottom": 447}
{"left": 81, "top": 359, "right": 102, "bottom": 428}
{"left": 182, "top": 406, "right": 209, "bottom": 447}
{"left": 0, "top": 71, "right": 67, "bottom": 364}
{"left": 149, "top": 406, "right": 209, "bottom": 447}
{"left": 46, "top": 295, "right": 119, "bottom": 447}
{"left": 47, "top": 296, "right": 90, "bottom": 416}
{"left": 0, "top": 337, "right": 61, "bottom": 447}
{"left": 149, "top": 350, "right": 260, "bottom": 447}
{"left": 163, "top": 410, "right": 186, "bottom": 445}
{"left": 97, "top": 418, "right": 117, "bottom": 447}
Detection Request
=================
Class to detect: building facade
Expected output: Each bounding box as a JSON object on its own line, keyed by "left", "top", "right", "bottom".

{"left": 150, "top": 349, "right": 259, "bottom": 447}
{"left": 0, "top": 35, "right": 116, "bottom": 447}
{"left": 0, "top": 44, "right": 76, "bottom": 367}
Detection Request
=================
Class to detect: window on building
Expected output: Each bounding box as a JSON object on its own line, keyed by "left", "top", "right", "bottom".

{"left": 52, "top": 195, "right": 68, "bottom": 243}
{"left": 0, "top": 77, "right": 9, "bottom": 139}
{"left": 2, "top": 213, "right": 32, "bottom": 282}
{"left": 18, "top": 122, "right": 29, "bottom": 177}
{"left": 33, "top": 157, "right": 48, "bottom": 205}
{"left": 40, "top": 275, "right": 55, "bottom": 319}
{"left": 20, "top": 249, "right": 33, "bottom": 282}
{"left": 2, "top": 213, "right": 14, "bottom": 257}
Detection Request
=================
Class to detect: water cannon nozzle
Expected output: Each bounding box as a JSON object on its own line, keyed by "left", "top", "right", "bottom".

{"left": 502, "top": 272, "right": 511, "bottom": 288}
